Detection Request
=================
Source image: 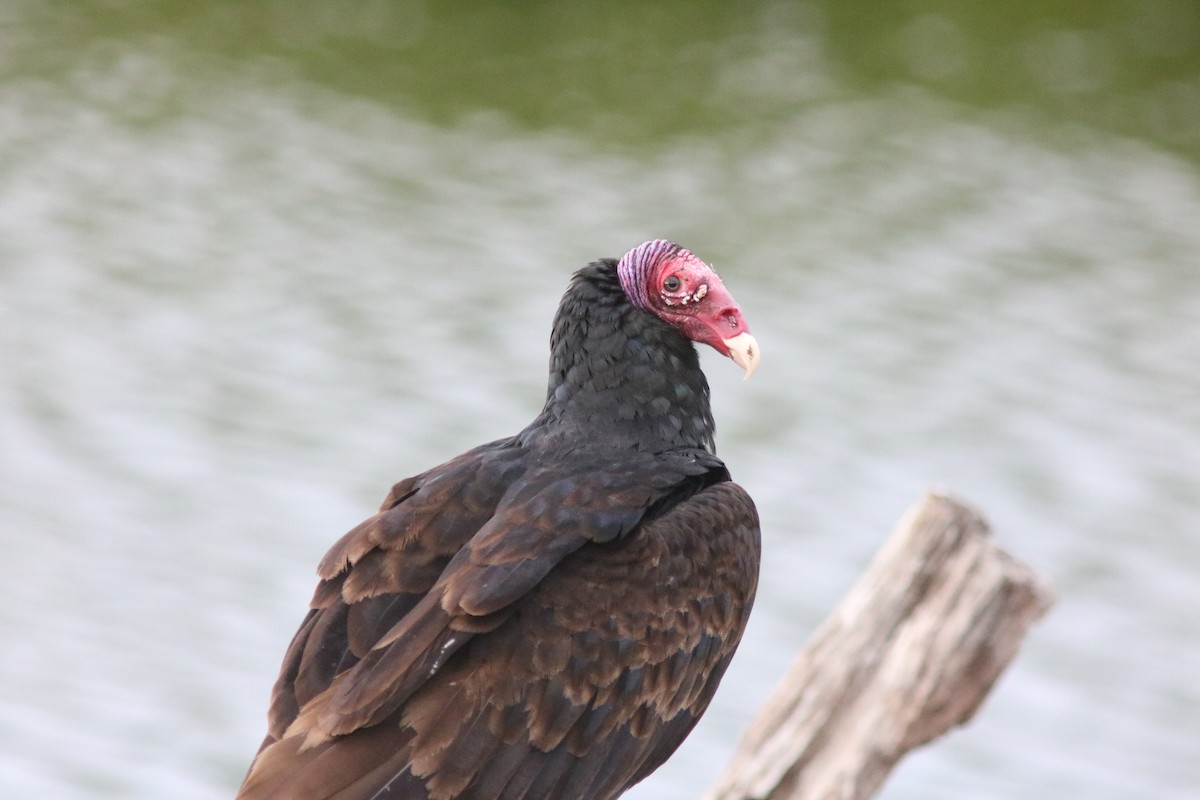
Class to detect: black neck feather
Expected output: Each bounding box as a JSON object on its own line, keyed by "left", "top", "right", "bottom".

{"left": 521, "top": 259, "right": 716, "bottom": 454}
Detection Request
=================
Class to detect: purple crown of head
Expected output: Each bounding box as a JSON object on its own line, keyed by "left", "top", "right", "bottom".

{"left": 617, "top": 239, "right": 693, "bottom": 311}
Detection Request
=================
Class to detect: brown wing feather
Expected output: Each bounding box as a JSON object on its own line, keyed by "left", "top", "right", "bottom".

{"left": 261, "top": 440, "right": 526, "bottom": 743}
{"left": 239, "top": 446, "right": 759, "bottom": 800}
{"left": 398, "top": 479, "right": 759, "bottom": 799}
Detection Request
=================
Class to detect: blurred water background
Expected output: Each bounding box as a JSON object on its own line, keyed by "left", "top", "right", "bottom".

{"left": 1, "top": 2, "right": 1198, "bottom": 798}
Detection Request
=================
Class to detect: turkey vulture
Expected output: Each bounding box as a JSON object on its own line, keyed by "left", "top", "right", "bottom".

{"left": 237, "top": 240, "right": 761, "bottom": 800}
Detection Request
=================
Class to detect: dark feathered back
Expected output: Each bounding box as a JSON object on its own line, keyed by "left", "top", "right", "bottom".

{"left": 237, "top": 255, "right": 760, "bottom": 800}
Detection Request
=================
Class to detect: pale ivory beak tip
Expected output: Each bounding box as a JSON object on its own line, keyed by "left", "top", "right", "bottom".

{"left": 723, "top": 332, "right": 760, "bottom": 380}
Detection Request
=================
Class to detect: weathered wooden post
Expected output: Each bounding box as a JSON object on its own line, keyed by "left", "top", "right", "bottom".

{"left": 704, "top": 491, "right": 1054, "bottom": 800}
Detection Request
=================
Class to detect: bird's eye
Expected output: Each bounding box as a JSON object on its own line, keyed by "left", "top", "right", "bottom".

{"left": 663, "top": 275, "right": 682, "bottom": 292}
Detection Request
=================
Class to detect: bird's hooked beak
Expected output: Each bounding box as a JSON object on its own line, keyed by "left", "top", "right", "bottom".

{"left": 723, "top": 332, "right": 760, "bottom": 380}
{"left": 688, "top": 274, "right": 760, "bottom": 380}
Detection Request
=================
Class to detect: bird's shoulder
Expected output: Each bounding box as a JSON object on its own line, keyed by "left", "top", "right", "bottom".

{"left": 265, "top": 441, "right": 746, "bottom": 740}
{"left": 398, "top": 473, "right": 761, "bottom": 799}
{"left": 245, "top": 440, "right": 759, "bottom": 800}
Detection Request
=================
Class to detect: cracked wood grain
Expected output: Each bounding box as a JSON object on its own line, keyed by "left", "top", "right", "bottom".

{"left": 704, "top": 491, "right": 1054, "bottom": 800}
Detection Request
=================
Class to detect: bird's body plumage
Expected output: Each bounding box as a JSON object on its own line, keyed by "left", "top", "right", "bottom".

{"left": 238, "top": 250, "right": 760, "bottom": 800}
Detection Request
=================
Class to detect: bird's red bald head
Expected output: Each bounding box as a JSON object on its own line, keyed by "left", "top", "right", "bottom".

{"left": 617, "top": 240, "right": 760, "bottom": 378}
